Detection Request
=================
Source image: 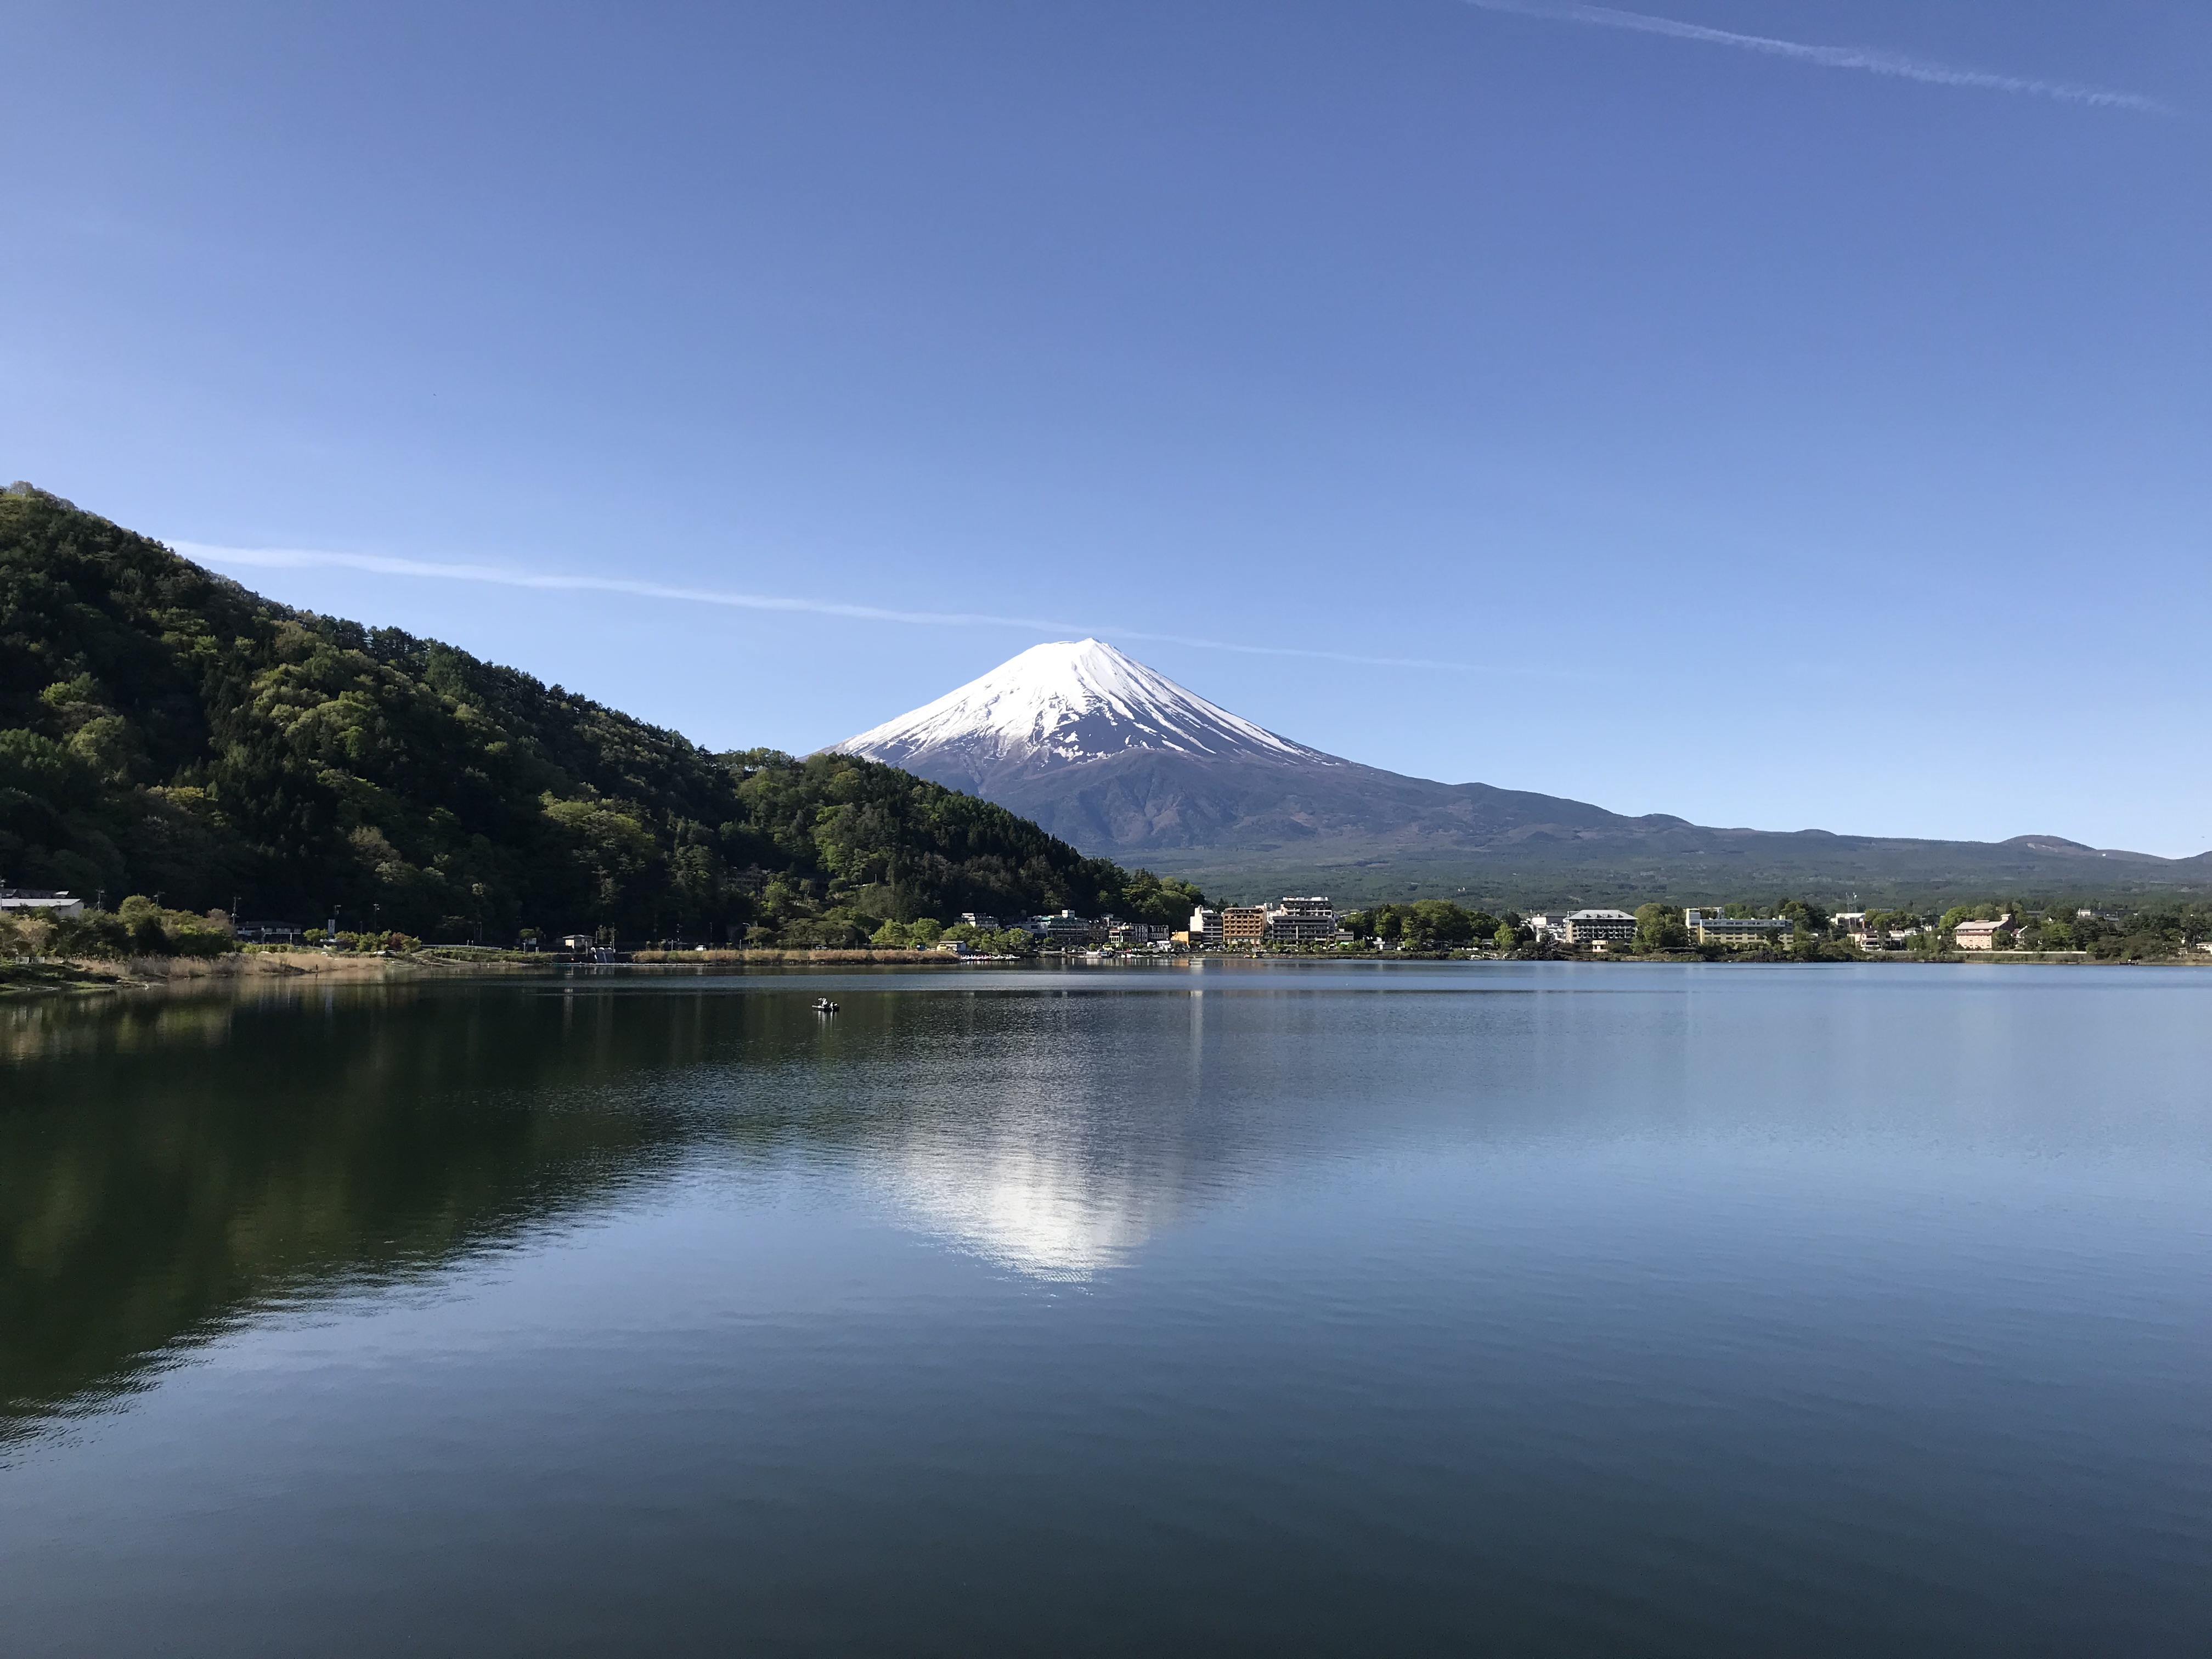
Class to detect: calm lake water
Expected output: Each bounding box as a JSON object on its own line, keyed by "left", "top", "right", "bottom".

{"left": 3, "top": 961, "right": 2207, "bottom": 1656}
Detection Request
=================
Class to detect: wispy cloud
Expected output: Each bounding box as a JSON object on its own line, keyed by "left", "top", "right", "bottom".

{"left": 177, "top": 541, "right": 1488, "bottom": 673}
{"left": 1468, "top": 0, "right": 2171, "bottom": 114}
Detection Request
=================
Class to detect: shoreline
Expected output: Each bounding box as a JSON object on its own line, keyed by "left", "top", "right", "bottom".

{"left": 7, "top": 945, "right": 2205, "bottom": 1001}
{"left": 0, "top": 950, "right": 544, "bottom": 998}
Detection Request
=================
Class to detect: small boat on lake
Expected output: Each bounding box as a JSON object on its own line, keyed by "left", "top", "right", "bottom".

{"left": 813, "top": 997, "right": 840, "bottom": 1014}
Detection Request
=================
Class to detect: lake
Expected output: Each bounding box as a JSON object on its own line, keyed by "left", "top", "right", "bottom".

{"left": 2, "top": 960, "right": 2207, "bottom": 1656}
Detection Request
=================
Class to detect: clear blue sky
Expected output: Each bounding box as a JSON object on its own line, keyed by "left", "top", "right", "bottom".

{"left": 6, "top": 2, "right": 2206, "bottom": 854}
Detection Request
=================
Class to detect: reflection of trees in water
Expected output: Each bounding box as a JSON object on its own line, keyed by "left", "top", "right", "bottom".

{"left": 2, "top": 978, "right": 1381, "bottom": 1433}
{"left": 0, "top": 983, "right": 736, "bottom": 1433}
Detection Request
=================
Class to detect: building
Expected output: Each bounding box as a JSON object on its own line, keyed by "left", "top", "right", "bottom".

{"left": 1842, "top": 921, "right": 1909, "bottom": 951}
{"left": 1029, "top": 910, "right": 1104, "bottom": 946}
{"left": 1109, "top": 922, "right": 1171, "bottom": 946}
{"left": 0, "top": 888, "right": 85, "bottom": 919}
{"left": 1562, "top": 909, "right": 1637, "bottom": 945}
{"left": 1524, "top": 913, "right": 1566, "bottom": 943}
{"left": 1220, "top": 906, "right": 1269, "bottom": 945}
{"left": 1683, "top": 909, "right": 1791, "bottom": 947}
{"left": 958, "top": 912, "right": 999, "bottom": 932}
{"left": 1264, "top": 895, "right": 1337, "bottom": 944}
{"left": 1188, "top": 906, "right": 1221, "bottom": 947}
{"left": 1953, "top": 915, "right": 2013, "bottom": 951}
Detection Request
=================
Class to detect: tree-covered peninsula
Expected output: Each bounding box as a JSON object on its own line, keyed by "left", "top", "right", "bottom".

{"left": 0, "top": 485, "right": 1202, "bottom": 945}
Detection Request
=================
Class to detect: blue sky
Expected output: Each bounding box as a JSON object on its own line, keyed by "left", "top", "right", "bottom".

{"left": 6, "top": 1, "right": 2207, "bottom": 854}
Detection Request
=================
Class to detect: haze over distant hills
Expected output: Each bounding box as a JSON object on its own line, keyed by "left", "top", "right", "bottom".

{"left": 836, "top": 641, "right": 2212, "bottom": 907}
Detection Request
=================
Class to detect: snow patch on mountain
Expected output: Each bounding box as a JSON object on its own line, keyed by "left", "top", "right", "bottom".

{"left": 833, "top": 639, "right": 1334, "bottom": 786}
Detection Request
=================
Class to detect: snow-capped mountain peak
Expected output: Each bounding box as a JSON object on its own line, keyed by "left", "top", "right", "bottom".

{"left": 833, "top": 639, "right": 1328, "bottom": 787}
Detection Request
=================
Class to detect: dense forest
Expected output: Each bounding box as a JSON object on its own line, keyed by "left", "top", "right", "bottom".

{"left": 0, "top": 485, "right": 1203, "bottom": 945}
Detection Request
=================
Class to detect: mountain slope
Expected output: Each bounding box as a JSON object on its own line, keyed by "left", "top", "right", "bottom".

{"left": 0, "top": 485, "right": 1155, "bottom": 939}
{"left": 837, "top": 640, "right": 2211, "bottom": 907}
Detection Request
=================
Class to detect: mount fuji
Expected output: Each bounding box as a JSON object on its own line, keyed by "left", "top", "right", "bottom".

{"left": 833, "top": 641, "right": 2209, "bottom": 905}
{"left": 834, "top": 639, "right": 1333, "bottom": 788}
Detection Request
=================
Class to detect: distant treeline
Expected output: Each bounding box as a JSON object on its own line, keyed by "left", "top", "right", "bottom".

{"left": 0, "top": 486, "right": 1204, "bottom": 946}
{"left": 1341, "top": 901, "right": 1525, "bottom": 952}
{"left": 1624, "top": 897, "right": 2209, "bottom": 959}
{"left": 1335, "top": 896, "right": 2210, "bottom": 960}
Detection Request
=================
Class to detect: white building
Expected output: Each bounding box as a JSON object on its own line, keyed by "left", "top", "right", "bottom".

{"left": 0, "top": 889, "right": 84, "bottom": 919}
{"left": 1188, "top": 905, "right": 1221, "bottom": 946}
{"left": 1562, "top": 909, "right": 1637, "bottom": 945}
{"left": 1030, "top": 910, "right": 1102, "bottom": 944}
{"left": 1264, "top": 895, "right": 1337, "bottom": 944}
{"left": 1683, "top": 909, "right": 1791, "bottom": 947}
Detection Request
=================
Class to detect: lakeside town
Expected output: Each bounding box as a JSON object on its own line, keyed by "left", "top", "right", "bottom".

{"left": 15, "top": 883, "right": 2204, "bottom": 974}
{"left": 8, "top": 880, "right": 2211, "bottom": 980}
{"left": 992, "top": 895, "right": 2212, "bottom": 963}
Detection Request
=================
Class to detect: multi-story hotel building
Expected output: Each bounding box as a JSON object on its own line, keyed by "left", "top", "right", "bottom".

{"left": 1264, "top": 896, "right": 1338, "bottom": 944}
{"left": 1561, "top": 908, "right": 1637, "bottom": 945}
{"left": 1683, "top": 909, "right": 1792, "bottom": 947}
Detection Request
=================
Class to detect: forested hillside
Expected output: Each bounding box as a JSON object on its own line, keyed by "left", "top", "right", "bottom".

{"left": 0, "top": 485, "right": 1199, "bottom": 943}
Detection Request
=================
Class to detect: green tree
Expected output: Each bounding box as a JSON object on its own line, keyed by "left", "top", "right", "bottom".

{"left": 1117, "top": 868, "right": 1209, "bottom": 926}
{"left": 1634, "top": 902, "right": 1688, "bottom": 952}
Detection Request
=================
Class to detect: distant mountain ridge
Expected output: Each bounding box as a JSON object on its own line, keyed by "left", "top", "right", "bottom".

{"left": 835, "top": 641, "right": 2210, "bottom": 906}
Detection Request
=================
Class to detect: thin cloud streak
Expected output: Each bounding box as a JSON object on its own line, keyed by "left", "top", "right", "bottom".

{"left": 1468, "top": 0, "right": 2171, "bottom": 114}
{"left": 177, "top": 542, "right": 1491, "bottom": 674}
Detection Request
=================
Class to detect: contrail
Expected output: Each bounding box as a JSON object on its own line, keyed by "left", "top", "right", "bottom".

{"left": 177, "top": 541, "right": 1489, "bottom": 673}
{"left": 1466, "top": 0, "right": 2171, "bottom": 115}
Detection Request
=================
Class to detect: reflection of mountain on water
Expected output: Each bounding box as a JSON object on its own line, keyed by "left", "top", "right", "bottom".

{"left": 3, "top": 978, "right": 1225, "bottom": 1425}
{"left": 885, "top": 1130, "right": 1184, "bottom": 1279}
{"left": 851, "top": 992, "right": 1220, "bottom": 1279}
{"left": 2, "top": 972, "right": 1417, "bottom": 1426}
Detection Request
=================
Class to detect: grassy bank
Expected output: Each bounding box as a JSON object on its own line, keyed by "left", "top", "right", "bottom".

{"left": 0, "top": 948, "right": 558, "bottom": 997}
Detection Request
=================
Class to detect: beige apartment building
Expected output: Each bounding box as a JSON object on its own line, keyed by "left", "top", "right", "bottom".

{"left": 1220, "top": 906, "right": 1269, "bottom": 945}
{"left": 1953, "top": 916, "right": 2012, "bottom": 950}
